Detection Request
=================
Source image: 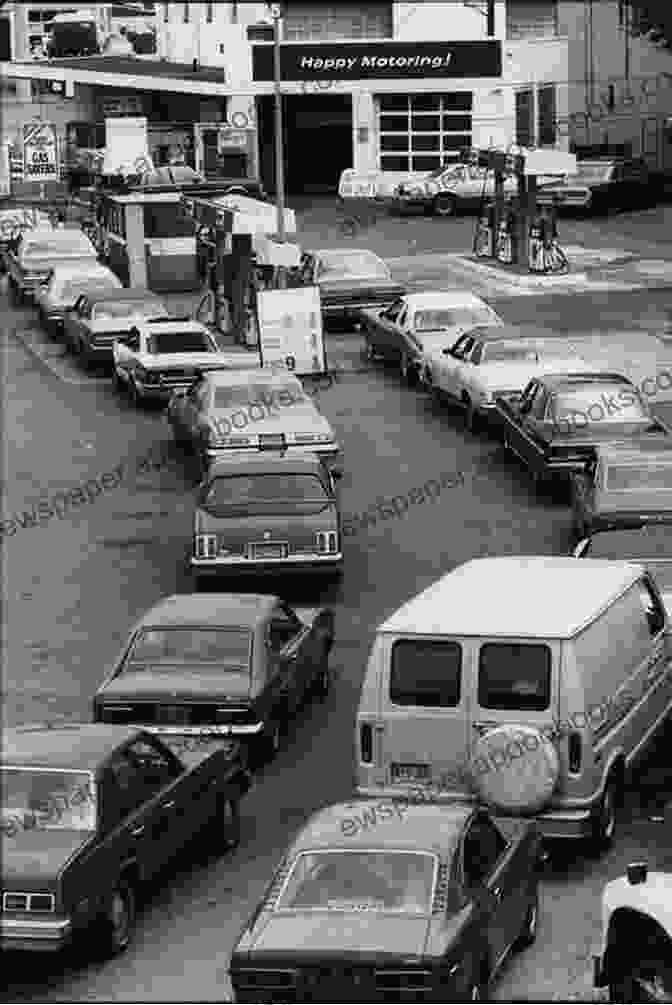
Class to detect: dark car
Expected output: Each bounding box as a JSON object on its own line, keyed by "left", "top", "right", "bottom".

{"left": 230, "top": 802, "right": 544, "bottom": 1002}
{"left": 573, "top": 524, "right": 672, "bottom": 617}
{"left": 0, "top": 722, "right": 250, "bottom": 956}
{"left": 191, "top": 453, "right": 343, "bottom": 583}
{"left": 571, "top": 442, "right": 672, "bottom": 540}
{"left": 495, "top": 372, "right": 672, "bottom": 492}
{"left": 93, "top": 593, "right": 335, "bottom": 765}
{"left": 537, "top": 157, "right": 651, "bottom": 214}
{"left": 299, "top": 248, "right": 406, "bottom": 328}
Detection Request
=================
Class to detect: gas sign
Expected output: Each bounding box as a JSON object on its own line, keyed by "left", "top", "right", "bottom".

{"left": 23, "top": 122, "right": 59, "bottom": 182}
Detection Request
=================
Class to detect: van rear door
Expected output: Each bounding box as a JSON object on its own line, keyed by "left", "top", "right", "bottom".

{"left": 376, "top": 634, "right": 472, "bottom": 792}
{"left": 467, "top": 637, "right": 561, "bottom": 763}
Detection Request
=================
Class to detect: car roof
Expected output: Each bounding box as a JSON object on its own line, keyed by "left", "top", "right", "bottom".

{"left": 378, "top": 556, "right": 645, "bottom": 638}
{"left": 538, "top": 371, "right": 632, "bottom": 390}
{"left": 86, "top": 288, "right": 164, "bottom": 305}
{"left": 291, "top": 802, "right": 473, "bottom": 856}
{"left": 2, "top": 723, "right": 139, "bottom": 772}
{"left": 134, "top": 318, "right": 207, "bottom": 332}
{"left": 403, "top": 291, "right": 490, "bottom": 308}
{"left": 207, "top": 368, "right": 302, "bottom": 388}
{"left": 462, "top": 324, "right": 559, "bottom": 343}
{"left": 134, "top": 593, "right": 280, "bottom": 631}
{"left": 208, "top": 453, "right": 329, "bottom": 477}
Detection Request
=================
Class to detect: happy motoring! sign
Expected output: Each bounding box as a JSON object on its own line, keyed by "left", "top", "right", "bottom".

{"left": 253, "top": 41, "right": 502, "bottom": 81}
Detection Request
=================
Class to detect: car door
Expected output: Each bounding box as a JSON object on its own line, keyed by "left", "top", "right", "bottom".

{"left": 438, "top": 334, "right": 476, "bottom": 398}
{"left": 65, "top": 294, "right": 88, "bottom": 348}
{"left": 171, "top": 377, "right": 205, "bottom": 443}
{"left": 268, "top": 607, "right": 311, "bottom": 716}
{"left": 369, "top": 299, "right": 405, "bottom": 358}
{"left": 460, "top": 815, "right": 525, "bottom": 972}
{"left": 453, "top": 338, "right": 484, "bottom": 401}
{"left": 571, "top": 459, "right": 597, "bottom": 530}
{"left": 508, "top": 381, "right": 549, "bottom": 471}
{"left": 124, "top": 737, "right": 193, "bottom": 859}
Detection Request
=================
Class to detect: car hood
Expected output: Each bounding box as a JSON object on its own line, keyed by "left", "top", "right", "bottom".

{"left": 137, "top": 352, "right": 250, "bottom": 370}
{"left": 246, "top": 912, "right": 431, "bottom": 958}
{"left": 2, "top": 830, "right": 91, "bottom": 885}
{"left": 98, "top": 669, "right": 252, "bottom": 701}
{"left": 478, "top": 357, "right": 590, "bottom": 391}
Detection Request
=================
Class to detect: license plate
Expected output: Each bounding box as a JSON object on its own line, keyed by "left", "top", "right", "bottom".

{"left": 156, "top": 705, "right": 190, "bottom": 725}
{"left": 250, "top": 543, "right": 288, "bottom": 560}
{"left": 391, "top": 762, "right": 430, "bottom": 782}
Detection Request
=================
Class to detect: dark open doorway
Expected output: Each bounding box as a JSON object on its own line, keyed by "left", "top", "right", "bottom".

{"left": 257, "top": 93, "right": 353, "bottom": 197}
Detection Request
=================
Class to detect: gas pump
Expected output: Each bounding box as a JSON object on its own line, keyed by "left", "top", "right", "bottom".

{"left": 474, "top": 200, "right": 496, "bottom": 257}
{"left": 496, "top": 202, "right": 516, "bottom": 264}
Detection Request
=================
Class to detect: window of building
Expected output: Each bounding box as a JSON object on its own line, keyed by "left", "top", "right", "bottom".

{"left": 537, "top": 84, "right": 556, "bottom": 146}
{"left": 283, "top": 2, "right": 393, "bottom": 41}
{"left": 506, "top": 0, "right": 559, "bottom": 39}
{"left": 515, "top": 88, "right": 534, "bottom": 147}
{"left": 378, "top": 93, "right": 473, "bottom": 172}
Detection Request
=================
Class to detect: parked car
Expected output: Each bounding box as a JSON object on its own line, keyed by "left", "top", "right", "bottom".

{"left": 495, "top": 372, "right": 672, "bottom": 492}
{"left": 594, "top": 861, "right": 672, "bottom": 1002}
{"left": 571, "top": 443, "right": 672, "bottom": 540}
{"left": 426, "top": 325, "right": 590, "bottom": 433}
{"left": 191, "top": 453, "right": 343, "bottom": 583}
{"left": 92, "top": 593, "right": 335, "bottom": 764}
{"left": 0, "top": 722, "right": 250, "bottom": 956}
{"left": 358, "top": 290, "right": 503, "bottom": 386}
{"left": 230, "top": 801, "right": 544, "bottom": 1003}
{"left": 536, "top": 157, "right": 651, "bottom": 214}
{"left": 62, "top": 288, "right": 168, "bottom": 363}
{"left": 6, "top": 227, "right": 98, "bottom": 304}
{"left": 573, "top": 525, "right": 672, "bottom": 615}
{"left": 299, "top": 248, "right": 406, "bottom": 327}
{"left": 113, "top": 317, "right": 259, "bottom": 404}
{"left": 35, "top": 262, "right": 122, "bottom": 337}
{"left": 167, "top": 369, "right": 342, "bottom": 477}
{"left": 356, "top": 555, "right": 672, "bottom": 847}
{"left": 392, "top": 162, "right": 518, "bottom": 218}
{"left": 0, "top": 207, "right": 51, "bottom": 272}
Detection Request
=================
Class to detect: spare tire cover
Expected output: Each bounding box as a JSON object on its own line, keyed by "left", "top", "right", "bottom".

{"left": 469, "top": 724, "right": 560, "bottom": 815}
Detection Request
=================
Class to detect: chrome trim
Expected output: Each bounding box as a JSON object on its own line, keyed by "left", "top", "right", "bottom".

{"left": 2, "top": 892, "right": 55, "bottom": 913}
{"left": 0, "top": 917, "right": 71, "bottom": 939}
{"left": 191, "top": 553, "right": 342, "bottom": 566}
{"left": 146, "top": 722, "right": 264, "bottom": 736}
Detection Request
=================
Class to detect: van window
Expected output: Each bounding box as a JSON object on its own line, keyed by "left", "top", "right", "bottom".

{"left": 390, "top": 639, "right": 461, "bottom": 708}
{"left": 478, "top": 643, "right": 551, "bottom": 711}
{"left": 638, "top": 579, "right": 667, "bottom": 637}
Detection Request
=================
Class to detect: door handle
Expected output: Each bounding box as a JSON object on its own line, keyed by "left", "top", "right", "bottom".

{"left": 131, "top": 825, "right": 145, "bottom": 837}
{"left": 162, "top": 800, "right": 176, "bottom": 810}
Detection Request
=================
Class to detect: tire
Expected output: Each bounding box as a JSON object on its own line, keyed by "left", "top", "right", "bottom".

{"left": 98, "top": 877, "right": 136, "bottom": 957}
{"left": 515, "top": 887, "right": 539, "bottom": 950}
{"left": 590, "top": 776, "right": 619, "bottom": 852}
{"left": 434, "top": 194, "right": 457, "bottom": 218}
{"left": 209, "top": 797, "right": 241, "bottom": 855}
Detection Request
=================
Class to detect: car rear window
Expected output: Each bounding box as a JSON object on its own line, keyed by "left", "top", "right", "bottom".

{"left": 148, "top": 331, "right": 213, "bottom": 354}
{"left": 213, "top": 382, "right": 301, "bottom": 409}
{"left": 390, "top": 639, "right": 461, "bottom": 707}
{"left": 202, "top": 473, "right": 330, "bottom": 515}
{"left": 605, "top": 464, "right": 672, "bottom": 491}
{"left": 478, "top": 643, "right": 551, "bottom": 711}
{"left": 553, "top": 385, "right": 647, "bottom": 423}
{"left": 125, "top": 628, "right": 252, "bottom": 670}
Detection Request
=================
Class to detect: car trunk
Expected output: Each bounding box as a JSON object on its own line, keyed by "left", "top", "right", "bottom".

{"left": 195, "top": 506, "right": 336, "bottom": 560}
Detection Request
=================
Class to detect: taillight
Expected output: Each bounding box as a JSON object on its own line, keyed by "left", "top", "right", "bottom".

{"left": 316, "top": 531, "right": 338, "bottom": 553}
{"left": 568, "top": 731, "right": 582, "bottom": 773}
{"left": 195, "top": 534, "right": 217, "bottom": 558}
{"left": 361, "top": 723, "right": 373, "bottom": 763}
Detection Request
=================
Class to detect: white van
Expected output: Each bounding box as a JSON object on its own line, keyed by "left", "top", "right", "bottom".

{"left": 356, "top": 557, "right": 672, "bottom": 847}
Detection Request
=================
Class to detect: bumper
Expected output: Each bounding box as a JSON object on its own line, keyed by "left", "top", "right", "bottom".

{"left": 0, "top": 916, "right": 72, "bottom": 952}
{"left": 146, "top": 722, "right": 264, "bottom": 737}
{"left": 192, "top": 554, "right": 343, "bottom": 577}
{"left": 322, "top": 302, "right": 399, "bottom": 318}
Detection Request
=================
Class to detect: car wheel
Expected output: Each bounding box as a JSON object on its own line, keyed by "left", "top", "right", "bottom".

{"left": 209, "top": 796, "right": 241, "bottom": 855}
{"left": 591, "top": 776, "right": 619, "bottom": 852}
{"left": 434, "top": 194, "right": 457, "bottom": 218}
{"left": 99, "top": 878, "right": 136, "bottom": 957}
{"left": 515, "top": 887, "right": 539, "bottom": 950}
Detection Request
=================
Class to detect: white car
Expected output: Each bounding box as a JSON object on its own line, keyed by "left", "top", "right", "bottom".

{"left": 112, "top": 317, "right": 260, "bottom": 406}
{"left": 359, "top": 290, "right": 503, "bottom": 386}
{"left": 393, "top": 163, "right": 519, "bottom": 217}
{"left": 35, "top": 262, "right": 122, "bottom": 337}
{"left": 425, "top": 323, "right": 590, "bottom": 431}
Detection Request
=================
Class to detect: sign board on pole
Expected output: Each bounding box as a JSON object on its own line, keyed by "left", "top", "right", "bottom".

{"left": 23, "top": 122, "right": 59, "bottom": 182}
{"left": 256, "top": 287, "right": 326, "bottom": 376}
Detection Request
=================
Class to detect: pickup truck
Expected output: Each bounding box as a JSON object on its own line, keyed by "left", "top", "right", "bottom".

{"left": 1, "top": 722, "right": 251, "bottom": 957}
{"left": 495, "top": 371, "right": 672, "bottom": 491}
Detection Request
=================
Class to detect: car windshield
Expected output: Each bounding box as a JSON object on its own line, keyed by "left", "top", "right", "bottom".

{"left": 213, "top": 383, "right": 301, "bottom": 409}
{"left": 1, "top": 768, "right": 96, "bottom": 836}
{"left": 414, "top": 306, "right": 496, "bottom": 331}
{"left": 588, "top": 529, "right": 672, "bottom": 589}
{"left": 553, "top": 385, "right": 647, "bottom": 422}
{"left": 23, "top": 236, "right": 92, "bottom": 257}
{"left": 125, "top": 628, "right": 252, "bottom": 670}
{"left": 147, "top": 331, "right": 213, "bottom": 354}
{"left": 276, "top": 850, "right": 437, "bottom": 914}
{"left": 61, "top": 277, "right": 117, "bottom": 300}
{"left": 570, "top": 162, "right": 613, "bottom": 183}
{"left": 605, "top": 464, "right": 672, "bottom": 491}
{"left": 93, "top": 300, "right": 164, "bottom": 320}
{"left": 202, "top": 473, "right": 330, "bottom": 516}
{"left": 317, "top": 252, "right": 389, "bottom": 279}
{"left": 481, "top": 341, "right": 542, "bottom": 363}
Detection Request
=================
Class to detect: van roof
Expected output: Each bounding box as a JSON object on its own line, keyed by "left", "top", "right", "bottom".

{"left": 378, "top": 557, "right": 645, "bottom": 639}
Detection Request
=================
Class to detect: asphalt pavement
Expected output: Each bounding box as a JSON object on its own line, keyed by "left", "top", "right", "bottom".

{"left": 3, "top": 201, "right": 672, "bottom": 1003}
